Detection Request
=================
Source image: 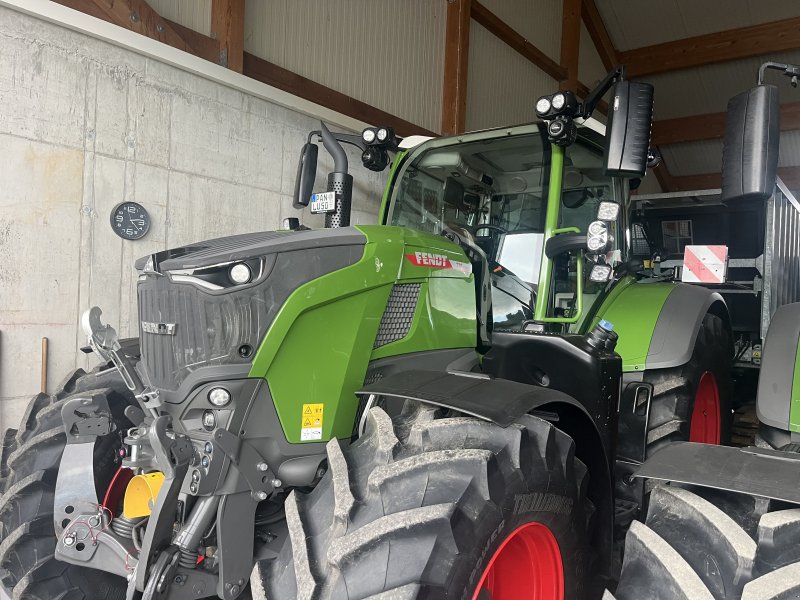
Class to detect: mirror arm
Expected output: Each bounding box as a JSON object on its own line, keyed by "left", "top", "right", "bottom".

{"left": 579, "top": 65, "right": 625, "bottom": 119}
{"left": 758, "top": 61, "right": 800, "bottom": 86}
{"left": 320, "top": 122, "right": 349, "bottom": 173}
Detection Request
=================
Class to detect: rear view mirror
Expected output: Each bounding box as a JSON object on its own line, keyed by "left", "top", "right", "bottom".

{"left": 292, "top": 143, "right": 319, "bottom": 208}
{"left": 721, "top": 84, "right": 779, "bottom": 203}
{"left": 604, "top": 81, "right": 654, "bottom": 178}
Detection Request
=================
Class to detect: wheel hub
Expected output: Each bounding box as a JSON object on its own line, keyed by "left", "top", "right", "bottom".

{"left": 471, "top": 522, "right": 564, "bottom": 600}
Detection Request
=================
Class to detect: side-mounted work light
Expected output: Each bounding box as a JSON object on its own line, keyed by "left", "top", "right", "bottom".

{"left": 360, "top": 126, "right": 398, "bottom": 172}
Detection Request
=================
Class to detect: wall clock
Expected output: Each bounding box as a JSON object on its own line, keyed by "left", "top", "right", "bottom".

{"left": 111, "top": 201, "right": 151, "bottom": 240}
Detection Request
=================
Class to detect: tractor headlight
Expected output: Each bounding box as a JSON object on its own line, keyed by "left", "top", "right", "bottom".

{"left": 229, "top": 263, "right": 252, "bottom": 285}
{"left": 208, "top": 387, "right": 231, "bottom": 407}
{"left": 587, "top": 220, "right": 611, "bottom": 253}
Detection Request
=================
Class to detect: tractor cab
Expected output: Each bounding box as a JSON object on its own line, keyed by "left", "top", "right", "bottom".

{"left": 383, "top": 120, "right": 626, "bottom": 332}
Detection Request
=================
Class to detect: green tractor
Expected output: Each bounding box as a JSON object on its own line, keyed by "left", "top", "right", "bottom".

{"left": 0, "top": 66, "right": 773, "bottom": 600}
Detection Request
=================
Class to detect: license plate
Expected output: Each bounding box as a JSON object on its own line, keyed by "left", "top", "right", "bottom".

{"left": 310, "top": 191, "right": 336, "bottom": 213}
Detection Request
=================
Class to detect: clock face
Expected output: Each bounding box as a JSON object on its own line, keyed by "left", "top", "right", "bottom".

{"left": 111, "top": 202, "right": 150, "bottom": 240}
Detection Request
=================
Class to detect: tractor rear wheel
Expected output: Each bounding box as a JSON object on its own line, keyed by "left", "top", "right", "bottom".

{"left": 644, "top": 313, "right": 732, "bottom": 457}
{"left": 610, "top": 485, "right": 800, "bottom": 599}
{"left": 0, "top": 366, "right": 133, "bottom": 600}
{"left": 255, "top": 403, "right": 597, "bottom": 600}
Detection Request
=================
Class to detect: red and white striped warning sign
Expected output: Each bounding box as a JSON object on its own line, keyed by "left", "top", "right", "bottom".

{"left": 681, "top": 245, "right": 728, "bottom": 284}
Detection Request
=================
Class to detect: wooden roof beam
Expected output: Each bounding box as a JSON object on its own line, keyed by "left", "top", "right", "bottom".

{"left": 211, "top": 0, "right": 245, "bottom": 72}
{"left": 652, "top": 102, "right": 800, "bottom": 146}
{"left": 441, "top": 0, "right": 471, "bottom": 135}
{"left": 52, "top": 0, "right": 196, "bottom": 54}
{"left": 242, "top": 54, "right": 436, "bottom": 138}
{"left": 559, "top": 0, "right": 582, "bottom": 92}
{"left": 471, "top": 0, "right": 567, "bottom": 81}
{"left": 620, "top": 16, "right": 800, "bottom": 79}
{"left": 581, "top": 0, "right": 617, "bottom": 71}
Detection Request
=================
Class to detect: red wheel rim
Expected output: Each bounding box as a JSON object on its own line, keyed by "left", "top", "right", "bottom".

{"left": 471, "top": 522, "right": 564, "bottom": 600}
{"left": 689, "top": 371, "right": 721, "bottom": 444}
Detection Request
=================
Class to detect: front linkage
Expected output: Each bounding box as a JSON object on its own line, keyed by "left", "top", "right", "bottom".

{"left": 54, "top": 309, "right": 269, "bottom": 600}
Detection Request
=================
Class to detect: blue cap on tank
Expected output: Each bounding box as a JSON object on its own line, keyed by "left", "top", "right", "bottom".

{"left": 598, "top": 319, "right": 614, "bottom": 331}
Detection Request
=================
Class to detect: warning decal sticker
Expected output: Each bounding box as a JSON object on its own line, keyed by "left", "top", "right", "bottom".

{"left": 301, "top": 403, "right": 324, "bottom": 441}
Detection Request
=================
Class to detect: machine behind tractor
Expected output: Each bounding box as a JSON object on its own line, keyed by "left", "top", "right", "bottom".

{"left": 1, "top": 64, "right": 800, "bottom": 600}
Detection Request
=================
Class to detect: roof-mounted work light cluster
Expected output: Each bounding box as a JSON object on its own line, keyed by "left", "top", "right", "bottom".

{"left": 362, "top": 127, "right": 396, "bottom": 147}
{"left": 360, "top": 127, "right": 398, "bottom": 172}
{"left": 535, "top": 91, "right": 579, "bottom": 147}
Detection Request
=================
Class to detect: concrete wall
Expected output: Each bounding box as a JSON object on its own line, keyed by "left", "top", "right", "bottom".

{"left": 0, "top": 5, "right": 387, "bottom": 431}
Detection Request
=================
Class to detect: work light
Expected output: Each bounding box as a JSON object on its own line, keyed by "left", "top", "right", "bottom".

{"left": 362, "top": 128, "right": 376, "bottom": 144}
{"left": 597, "top": 201, "right": 620, "bottom": 221}
{"left": 589, "top": 263, "right": 613, "bottom": 282}
{"left": 586, "top": 220, "right": 611, "bottom": 253}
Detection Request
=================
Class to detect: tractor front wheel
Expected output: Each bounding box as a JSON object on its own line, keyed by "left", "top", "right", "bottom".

{"left": 256, "top": 403, "right": 597, "bottom": 599}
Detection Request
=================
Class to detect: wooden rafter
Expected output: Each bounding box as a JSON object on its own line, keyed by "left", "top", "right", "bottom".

{"left": 559, "top": 0, "right": 581, "bottom": 92}
{"left": 471, "top": 0, "right": 567, "bottom": 81}
{"left": 621, "top": 16, "right": 800, "bottom": 78}
{"left": 580, "top": 0, "right": 617, "bottom": 71}
{"left": 441, "top": 0, "right": 471, "bottom": 135}
{"left": 652, "top": 102, "right": 800, "bottom": 146}
{"left": 211, "top": 0, "right": 245, "bottom": 72}
{"left": 52, "top": 0, "right": 195, "bottom": 53}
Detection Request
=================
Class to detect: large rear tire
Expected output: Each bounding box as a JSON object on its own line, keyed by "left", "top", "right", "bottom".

{"left": 610, "top": 485, "right": 800, "bottom": 599}
{"left": 254, "top": 404, "right": 596, "bottom": 600}
{"left": 644, "top": 313, "right": 732, "bottom": 457}
{"left": 0, "top": 367, "right": 133, "bottom": 600}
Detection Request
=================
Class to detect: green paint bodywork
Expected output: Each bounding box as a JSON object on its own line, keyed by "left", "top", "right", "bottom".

{"left": 534, "top": 145, "right": 565, "bottom": 322}
{"left": 591, "top": 277, "right": 676, "bottom": 372}
{"left": 249, "top": 225, "right": 475, "bottom": 443}
{"left": 790, "top": 336, "right": 800, "bottom": 433}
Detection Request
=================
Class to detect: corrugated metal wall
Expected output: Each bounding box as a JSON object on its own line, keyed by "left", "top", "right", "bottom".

{"left": 465, "top": 22, "right": 557, "bottom": 130}
{"left": 244, "top": 0, "right": 446, "bottom": 134}
{"left": 763, "top": 184, "right": 800, "bottom": 338}
{"left": 148, "top": 0, "right": 212, "bottom": 36}
{"left": 465, "top": 1, "right": 562, "bottom": 131}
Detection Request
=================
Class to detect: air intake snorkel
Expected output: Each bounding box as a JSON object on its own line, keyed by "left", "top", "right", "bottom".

{"left": 319, "top": 122, "right": 353, "bottom": 228}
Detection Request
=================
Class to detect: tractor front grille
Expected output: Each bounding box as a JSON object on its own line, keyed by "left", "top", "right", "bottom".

{"left": 138, "top": 277, "right": 272, "bottom": 391}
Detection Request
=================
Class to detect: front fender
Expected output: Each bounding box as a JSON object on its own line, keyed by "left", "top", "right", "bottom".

{"left": 595, "top": 280, "right": 729, "bottom": 372}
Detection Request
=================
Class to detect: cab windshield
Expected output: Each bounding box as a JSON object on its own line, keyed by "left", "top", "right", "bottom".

{"left": 388, "top": 125, "right": 617, "bottom": 287}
